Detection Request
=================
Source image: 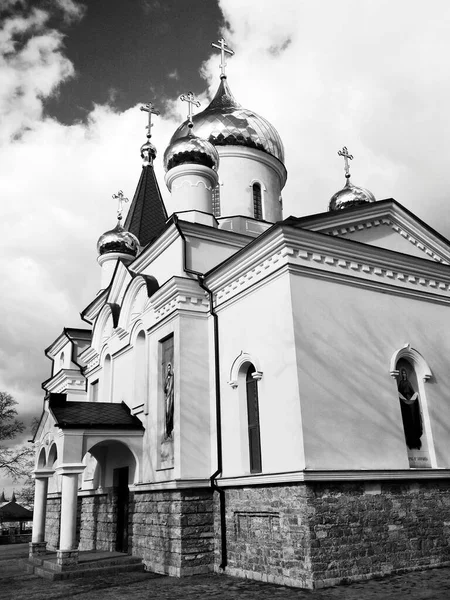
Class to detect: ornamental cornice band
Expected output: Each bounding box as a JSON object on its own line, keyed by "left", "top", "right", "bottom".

{"left": 325, "top": 218, "right": 448, "bottom": 264}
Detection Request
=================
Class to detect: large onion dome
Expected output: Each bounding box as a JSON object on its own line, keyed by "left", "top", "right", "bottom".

{"left": 163, "top": 131, "right": 219, "bottom": 172}
{"left": 168, "top": 78, "right": 284, "bottom": 163}
{"left": 97, "top": 222, "right": 140, "bottom": 257}
{"left": 328, "top": 178, "right": 376, "bottom": 211}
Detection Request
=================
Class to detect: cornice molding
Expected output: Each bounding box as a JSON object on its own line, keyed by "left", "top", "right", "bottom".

{"left": 130, "top": 478, "right": 210, "bottom": 492}
{"left": 208, "top": 226, "right": 450, "bottom": 307}
{"left": 43, "top": 368, "right": 86, "bottom": 394}
{"left": 128, "top": 222, "right": 180, "bottom": 272}
{"left": 217, "top": 469, "right": 450, "bottom": 487}
{"left": 150, "top": 276, "right": 209, "bottom": 322}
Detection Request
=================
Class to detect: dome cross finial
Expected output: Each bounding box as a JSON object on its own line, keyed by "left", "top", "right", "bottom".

{"left": 211, "top": 37, "right": 234, "bottom": 79}
{"left": 180, "top": 91, "right": 201, "bottom": 128}
{"left": 338, "top": 146, "right": 354, "bottom": 179}
{"left": 112, "top": 190, "right": 129, "bottom": 222}
{"left": 140, "top": 102, "right": 160, "bottom": 140}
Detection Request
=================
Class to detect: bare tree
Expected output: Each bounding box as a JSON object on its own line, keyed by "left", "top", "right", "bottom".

{"left": 0, "top": 392, "right": 34, "bottom": 480}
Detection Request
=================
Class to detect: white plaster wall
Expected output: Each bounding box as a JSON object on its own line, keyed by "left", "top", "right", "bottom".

{"left": 290, "top": 274, "right": 450, "bottom": 470}
{"left": 186, "top": 235, "right": 247, "bottom": 274}
{"left": 178, "top": 314, "right": 211, "bottom": 478}
{"left": 217, "top": 147, "right": 284, "bottom": 222}
{"left": 217, "top": 273, "right": 304, "bottom": 478}
{"left": 110, "top": 350, "right": 133, "bottom": 406}
{"left": 139, "top": 236, "right": 185, "bottom": 284}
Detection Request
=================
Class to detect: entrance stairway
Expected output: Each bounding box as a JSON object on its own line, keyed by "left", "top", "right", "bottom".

{"left": 23, "top": 550, "right": 145, "bottom": 580}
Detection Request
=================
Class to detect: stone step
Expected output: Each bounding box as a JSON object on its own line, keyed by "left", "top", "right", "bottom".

{"left": 41, "top": 554, "right": 142, "bottom": 572}
{"left": 33, "top": 559, "right": 145, "bottom": 581}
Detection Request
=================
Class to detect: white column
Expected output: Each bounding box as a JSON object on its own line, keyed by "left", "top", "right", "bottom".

{"left": 55, "top": 464, "right": 85, "bottom": 566}
{"left": 29, "top": 469, "right": 53, "bottom": 556}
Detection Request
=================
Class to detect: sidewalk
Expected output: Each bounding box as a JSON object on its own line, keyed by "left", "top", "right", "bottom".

{"left": 1, "top": 544, "right": 450, "bottom": 600}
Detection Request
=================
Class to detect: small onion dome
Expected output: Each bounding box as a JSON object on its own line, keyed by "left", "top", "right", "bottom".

{"left": 169, "top": 78, "right": 284, "bottom": 163}
{"left": 140, "top": 140, "right": 157, "bottom": 162}
{"left": 328, "top": 178, "right": 376, "bottom": 211}
{"left": 97, "top": 222, "right": 140, "bottom": 257}
{"left": 163, "top": 132, "right": 219, "bottom": 172}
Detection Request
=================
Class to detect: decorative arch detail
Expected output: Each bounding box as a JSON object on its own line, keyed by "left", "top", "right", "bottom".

{"left": 92, "top": 303, "right": 119, "bottom": 353}
{"left": 118, "top": 274, "right": 159, "bottom": 332}
{"left": 228, "top": 351, "right": 263, "bottom": 389}
{"left": 389, "top": 344, "right": 432, "bottom": 382}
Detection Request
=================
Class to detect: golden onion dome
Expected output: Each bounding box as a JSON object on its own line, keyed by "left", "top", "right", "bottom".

{"left": 328, "top": 178, "right": 376, "bottom": 211}
{"left": 168, "top": 78, "right": 284, "bottom": 163}
{"left": 97, "top": 222, "right": 140, "bottom": 257}
{"left": 163, "top": 131, "right": 219, "bottom": 172}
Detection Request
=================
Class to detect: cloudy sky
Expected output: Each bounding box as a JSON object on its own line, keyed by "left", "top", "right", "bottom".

{"left": 1, "top": 0, "right": 450, "bottom": 491}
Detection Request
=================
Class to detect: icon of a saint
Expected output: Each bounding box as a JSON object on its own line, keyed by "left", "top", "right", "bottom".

{"left": 397, "top": 367, "right": 423, "bottom": 449}
{"left": 164, "top": 362, "right": 174, "bottom": 439}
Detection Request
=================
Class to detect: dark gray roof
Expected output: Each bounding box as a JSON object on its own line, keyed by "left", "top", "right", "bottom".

{"left": 49, "top": 395, "right": 144, "bottom": 430}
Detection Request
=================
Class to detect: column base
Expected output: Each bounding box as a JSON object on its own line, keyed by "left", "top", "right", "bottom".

{"left": 29, "top": 541, "right": 47, "bottom": 558}
{"left": 56, "top": 549, "right": 79, "bottom": 567}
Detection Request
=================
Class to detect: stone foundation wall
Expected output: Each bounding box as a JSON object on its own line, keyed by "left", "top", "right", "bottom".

{"left": 129, "top": 488, "right": 214, "bottom": 576}
{"left": 218, "top": 480, "right": 450, "bottom": 589}
{"left": 78, "top": 492, "right": 117, "bottom": 552}
{"left": 45, "top": 496, "right": 61, "bottom": 550}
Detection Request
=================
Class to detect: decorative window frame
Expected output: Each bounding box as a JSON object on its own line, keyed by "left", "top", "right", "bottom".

{"left": 249, "top": 179, "right": 267, "bottom": 221}
{"left": 389, "top": 343, "right": 436, "bottom": 467}
{"left": 228, "top": 351, "right": 263, "bottom": 389}
{"left": 227, "top": 351, "right": 263, "bottom": 475}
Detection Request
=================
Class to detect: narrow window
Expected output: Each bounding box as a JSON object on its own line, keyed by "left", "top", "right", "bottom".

{"left": 212, "top": 185, "right": 221, "bottom": 218}
{"left": 246, "top": 364, "right": 262, "bottom": 473}
{"left": 102, "top": 355, "right": 112, "bottom": 402}
{"left": 91, "top": 380, "right": 99, "bottom": 403}
{"left": 252, "top": 183, "right": 262, "bottom": 220}
{"left": 396, "top": 359, "right": 423, "bottom": 450}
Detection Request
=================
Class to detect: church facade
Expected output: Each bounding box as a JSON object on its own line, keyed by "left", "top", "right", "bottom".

{"left": 30, "top": 44, "right": 450, "bottom": 588}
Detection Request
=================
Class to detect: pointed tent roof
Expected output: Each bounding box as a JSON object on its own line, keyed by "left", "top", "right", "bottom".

{"left": 0, "top": 500, "right": 33, "bottom": 521}
{"left": 123, "top": 164, "right": 168, "bottom": 249}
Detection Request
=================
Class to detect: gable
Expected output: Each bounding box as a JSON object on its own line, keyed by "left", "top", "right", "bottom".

{"left": 294, "top": 200, "right": 450, "bottom": 265}
{"left": 325, "top": 221, "right": 444, "bottom": 262}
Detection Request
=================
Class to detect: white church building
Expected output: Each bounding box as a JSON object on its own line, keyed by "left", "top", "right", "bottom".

{"left": 29, "top": 41, "right": 450, "bottom": 588}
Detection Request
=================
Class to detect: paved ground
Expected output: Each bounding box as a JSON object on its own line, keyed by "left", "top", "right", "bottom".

{"left": 1, "top": 544, "right": 450, "bottom": 600}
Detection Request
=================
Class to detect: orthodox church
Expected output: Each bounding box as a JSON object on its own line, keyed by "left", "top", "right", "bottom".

{"left": 29, "top": 40, "right": 450, "bottom": 588}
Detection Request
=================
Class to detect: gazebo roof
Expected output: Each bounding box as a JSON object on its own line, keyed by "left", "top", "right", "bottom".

{"left": 0, "top": 500, "right": 33, "bottom": 522}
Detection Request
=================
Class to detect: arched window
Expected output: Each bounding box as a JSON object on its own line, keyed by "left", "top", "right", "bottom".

{"left": 59, "top": 352, "right": 65, "bottom": 369}
{"left": 212, "top": 185, "right": 221, "bottom": 218}
{"left": 390, "top": 345, "right": 435, "bottom": 468}
{"left": 252, "top": 183, "right": 262, "bottom": 220}
{"left": 246, "top": 364, "right": 262, "bottom": 473}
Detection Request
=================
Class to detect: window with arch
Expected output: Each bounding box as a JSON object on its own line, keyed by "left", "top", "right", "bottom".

{"left": 391, "top": 345, "right": 434, "bottom": 468}
{"left": 252, "top": 183, "right": 263, "bottom": 220}
{"left": 59, "top": 352, "right": 65, "bottom": 369}
{"left": 212, "top": 185, "right": 221, "bottom": 218}
{"left": 246, "top": 363, "right": 262, "bottom": 473}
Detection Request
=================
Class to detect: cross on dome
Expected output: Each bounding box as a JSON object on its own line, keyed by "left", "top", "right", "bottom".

{"left": 140, "top": 102, "right": 160, "bottom": 139}
{"left": 211, "top": 37, "right": 234, "bottom": 79}
{"left": 112, "top": 190, "right": 129, "bottom": 221}
{"left": 338, "top": 146, "right": 353, "bottom": 179}
{"left": 180, "top": 91, "right": 201, "bottom": 128}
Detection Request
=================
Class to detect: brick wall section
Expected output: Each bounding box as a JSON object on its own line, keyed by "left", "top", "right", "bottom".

{"left": 78, "top": 493, "right": 117, "bottom": 552}
{"left": 45, "top": 496, "right": 61, "bottom": 550}
{"left": 218, "top": 480, "right": 450, "bottom": 589}
{"left": 129, "top": 488, "right": 214, "bottom": 576}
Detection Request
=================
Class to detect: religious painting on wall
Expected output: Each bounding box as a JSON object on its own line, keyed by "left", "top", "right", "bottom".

{"left": 396, "top": 358, "right": 431, "bottom": 468}
{"left": 160, "top": 334, "right": 174, "bottom": 469}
